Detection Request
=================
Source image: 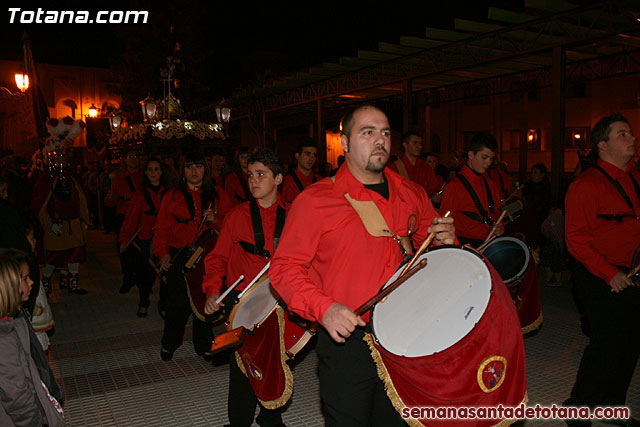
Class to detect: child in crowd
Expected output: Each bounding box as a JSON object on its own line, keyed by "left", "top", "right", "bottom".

{"left": 0, "top": 252, "right": 66, "bottom": 426}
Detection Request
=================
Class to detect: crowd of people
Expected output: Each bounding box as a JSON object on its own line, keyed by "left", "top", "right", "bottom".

{"left": 0, "top": 106, "right": 638, "bottom": 426}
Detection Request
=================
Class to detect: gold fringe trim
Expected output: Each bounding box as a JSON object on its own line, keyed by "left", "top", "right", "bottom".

{"left": 521, "top": 312, "right": 543, "bottom": 335}
{"left": 235, "top": 307, "right": 294, "bottom": 409}
{"left": 364, "top": 333, "right": 529, "bottom": 427}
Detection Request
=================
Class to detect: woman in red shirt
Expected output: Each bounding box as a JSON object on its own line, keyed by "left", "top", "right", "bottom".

{"left": 119, "top": 157, "right": 167, "bottom": 318}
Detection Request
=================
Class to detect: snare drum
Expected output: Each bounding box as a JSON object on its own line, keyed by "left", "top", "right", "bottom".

{"left": 481, "top": 236, "right": 543, "bottom": 333}
{"left": 228, "top": 271, "right": 278, "bottom": 332}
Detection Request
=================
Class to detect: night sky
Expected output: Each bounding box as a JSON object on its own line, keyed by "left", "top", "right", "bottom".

{"left": 2, "top": 1, "right": 530, "bottom": 97}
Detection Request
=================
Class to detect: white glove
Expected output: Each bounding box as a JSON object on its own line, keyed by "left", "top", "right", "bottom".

{"left": 51, "top": 222, "right": 63, "bottom": 236}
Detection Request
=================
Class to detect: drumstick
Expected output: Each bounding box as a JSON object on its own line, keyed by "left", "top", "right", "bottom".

{"left": 122, "top": 228, "right": 141, "bottom": 251}
{"left": 355, "top": 259, "right": 427, "bottom": 316}
{"left": 627, "top": 263, "right": 640, "bottom": 280}
{"left": 237, "top": 262, "right": 271, "bottom": 299}
{"left": 503, "top": 184, "right": 524, "bottom": 204}
{"left": 476, "top": 234, "right": 497, "bottom": 252}
{"left": 399, "top": 211, "right": 450, "bottom": 277}
{"left": 216, "top": 275, "right": 244, "bottom": 304}
{"left": 479, "top": 210, "right": 507, "bottom": 250}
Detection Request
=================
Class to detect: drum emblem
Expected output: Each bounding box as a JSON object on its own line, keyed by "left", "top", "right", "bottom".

{"left": 242, "top": 353, "right": 263, "bottom": 381}
{"left": 477, "top": 355, "right": 507, "bottom": 393}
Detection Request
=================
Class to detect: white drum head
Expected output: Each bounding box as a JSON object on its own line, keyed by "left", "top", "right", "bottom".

{"left": 229, "top": 274, "right": 278, "bottom": 331}
{"left": 371, "top": 247, "right": 492, "bottom": 357}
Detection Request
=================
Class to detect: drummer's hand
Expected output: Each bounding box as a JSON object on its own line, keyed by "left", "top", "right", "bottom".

{"left": 609, "top": 272, "right": 634, "bottom": 293}
{"left": 204, "top": 294, "right": 223, "bottom": 314}
{"left": 494, "top": 222, "right": 505, "bottom": 237}
{"left": 322, "top": 302, "right": 365, "bottom": 343}
{"left": 203, "top": 208, "right": 217, "bottom": 223}
{"left": 119, "top": 244, "right": 128, "bottom": 254}
{"left": 429, "top": 216, "right": 455, "bottom": 246}
{"left": 160, "top": 255, "right": 171, "bottom": 271}
{"left": 431, "top": 192, "right": 443, "bottom": 204}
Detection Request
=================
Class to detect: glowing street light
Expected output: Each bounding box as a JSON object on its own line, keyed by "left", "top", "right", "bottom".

{"left": 14, "top": 73, "right": 29, "bottom": 92}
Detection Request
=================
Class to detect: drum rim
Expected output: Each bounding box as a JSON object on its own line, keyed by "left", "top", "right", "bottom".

{"left": 370, "top": 244, "right": 493, "bottom": 357}
{"left": 480, "top": 236, "right": 530, "bottom": 284}
{"left": 228, "top": 272, "right": 279, "bottom": 331}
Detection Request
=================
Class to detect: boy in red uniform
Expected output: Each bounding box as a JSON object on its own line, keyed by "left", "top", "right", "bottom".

{"left": 118, "top": 157, "right": 166, "bottom": 317}
{"left": 388, "top": 130, "right": 443, "bottom": 201}
{"left": 153, "top": 152, "right": 231, "bottom": 361}
{"left": 564, "top": 113, "right": 640, "bottom": 426}
{"left": 269, "top": 104, "right": 455, "bottom": 426}
{"left": 440, "top": 131, "right": 504, "bottom": 247}
{"left": 280, "top": 140, "right": 318, "bottom": 205}
{"left": 202, "top": 148, "right": 287, "bottom": 427}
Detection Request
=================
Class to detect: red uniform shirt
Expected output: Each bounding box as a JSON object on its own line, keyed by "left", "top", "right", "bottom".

{"left": 225, "top": 170, "right": 252, "bottom": 205}
{"left": 440, "top": 164, "right": 503, "bottom": 242}
{"left": 269, "top": 165, "right": 438, "bottom": 323}
{"left": 280, "top": 169, "right": 317, "bottom": 205}
{"left": 565, "top": 159, "right": 640, "bottom": 283}
{"left": 487, "top": 167, "right": 514, "bottom": 200}
{"left": 118, "top": 186, "right": 165, "bottom": 244}
{"left": 110, "top": 170, "right": 143, "bottom": 215}
{"left": 388, "top": 154, "right": 443, "bottom": 198}
{"left": 152, "top": 186, "right": 231, "bottom": 259}
{"left": 202, "top": 198, "right": 287, "bottom": 296}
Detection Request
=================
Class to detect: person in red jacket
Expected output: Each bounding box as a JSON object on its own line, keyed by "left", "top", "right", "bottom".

{"left": 152, "top": 152, "right": 231, "bottom": 362}
{"left": 269, "top": 104, "right": 455, "bottom": 426}
{"left": 388, "top": 130, "right": 443, "bottom": 202}
{"left": 202, "top": 148, "right": 288, "bottom": 427}
{"left": 439, "top": 132, "right": 504, "bottom": 247}
{"left": 487, "top": 159, "right": 514, "bottom": 202}
{"left": 280, "top": 140, "right": 319, "bottom": 205}
{"left": 563, "top": 113, "right": 640, "bottom": 426}
{"left": 225, "top": 146, "right": 252, "bottom": 205}
{"left": 118, "top": 157, "right": 166, "bottom": 318}
{"left": 108, "top": 150, "right": 143, "bottom": 294}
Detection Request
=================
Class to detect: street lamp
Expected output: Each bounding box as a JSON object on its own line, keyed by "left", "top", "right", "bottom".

{"left": 109, "top": 112, "right": 122, "bottom": 129}
{"left": 215, "top": 105, "right": 231, "bottom": 124}
{"left": 14, "top": 73, "right": 29, "bottom": 92}
{"left": 88, "top": 104, "right": 98, "bottom": 118}
{"left": 139, "top": 95, "right": 158, "bottom": 122}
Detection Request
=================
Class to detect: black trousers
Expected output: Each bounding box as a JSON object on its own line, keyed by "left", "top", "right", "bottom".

{"left": 565, "top": 262, "right": 640, "bottom": 408}
{"left": 160, "top": 247, "right": 214, "bottom": 354}
{"left": 115, "top": 214, "right": 136, "bottom": 288}
{"left": 316, "top": 328, "right": 405, "bottom": 427}
{"left": 130, "top": 239, "right": 155, "bottom": 308}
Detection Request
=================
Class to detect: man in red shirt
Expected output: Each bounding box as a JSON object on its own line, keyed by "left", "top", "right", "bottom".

{"left": 153, "top": 152, "right": 231, "bottom": 362}
{"left": 388, "top": 130, "right": 443, "bottom": 201}
{"left": 108, "top": 150, "right": 143, "bottom": 294}
{"left": 225, "top": 146, "right": 252, "bottom": 205}
{"left": 280, "top": 140, "right": 319, "bottom": 205}
{"left": 203, "top": 148, "right": 287, "bottom": 427}
{"left": 269, "top": 104, "right": 455, "bottom": 426}
{"left": 440, "top": 132, "right": 504, "bottom": 247}
{"left": 564, "top": 113, "right": 640, "bottom": 426}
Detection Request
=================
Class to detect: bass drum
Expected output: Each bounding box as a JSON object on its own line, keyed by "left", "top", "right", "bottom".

{"left": 367, "top": 246, "right": 527, "bottom": 426}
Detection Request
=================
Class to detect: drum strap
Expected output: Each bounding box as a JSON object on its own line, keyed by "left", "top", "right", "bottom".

{"left": 594, "top": 164, "right": 640, "bottom": 219}
{"left": 125, "top": 175, "right": 136, "bottom": 194}
{"left": 142, "top": 186, "right": 158, "bottom": 217}
{"left": 394, "top": 158, "right": 410, "bottom": 180}
{"left": 290, "top": 171, "right": 317, "bottom": 192}
{"left": 237, "top": 170, "right": 252, "bottom": 202}
{"left": 239, "top": 200, "right": 286, "bottom": 259}
{"left": 457, "top": 174, "right": 494, "bottom": 224}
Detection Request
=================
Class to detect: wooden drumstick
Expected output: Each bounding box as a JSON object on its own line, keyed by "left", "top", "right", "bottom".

{"left": 121, "top": 228, "right": 141, "bottom": 251}
{"left": 216, "top": 275, "right": 245, "bottom": 304}
{"left": 355, "top": 259, "right": 427, "bottom": 316}
{"left": 503, "top": 184, "right": 524, "bottom": 204}
{"left": 399, "top": 211, "right": 451, "bottom": 277}
{"left": 238, "top": 262, "right": 271, "bottom": 299}
{"left": 627, "top": 263, "right": 640, "bottom": 280}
